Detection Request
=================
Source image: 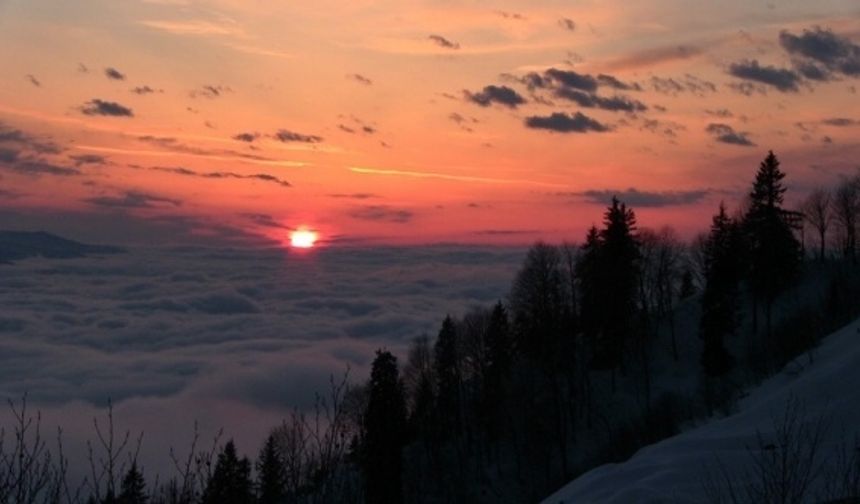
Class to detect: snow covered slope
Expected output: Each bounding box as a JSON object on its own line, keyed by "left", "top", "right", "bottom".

{"left": 544, "top": 317, "right": 860, "bottom": 503}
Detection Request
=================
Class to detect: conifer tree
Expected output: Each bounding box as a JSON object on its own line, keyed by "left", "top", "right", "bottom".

{"left": 700, "top": 203, "right": 743, "bottom": 377}
{"left": 118, "top": 462, "right": 147, "bottom": 504}
{"left": 433, "top": 316, "right": 461, "bottom": 438}
{"left": 744, "top": 151, "right": 801, "bottom": 338}
{"left": 596, "top": 197, "right": 640, "bottom": 380}
{"left": 256, "top": 433, "right": 286, "bottom": 504}
{"left": 201, "top": 440, "right": 254, "bottom": 504}
{"left": 363, "top": 350, "right": 407, "bottom": 504}
{"left": 480, "top": 301, "right": 511, "bottom": 439}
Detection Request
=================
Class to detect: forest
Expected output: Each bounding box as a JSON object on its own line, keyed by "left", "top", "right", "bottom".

{"left": 3, "top": 151, "right": 860, "bottom": 503}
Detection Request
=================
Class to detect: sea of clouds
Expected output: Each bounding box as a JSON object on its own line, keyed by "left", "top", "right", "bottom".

{"left": 0, "top": 243, "right": 524, "bottom": 479}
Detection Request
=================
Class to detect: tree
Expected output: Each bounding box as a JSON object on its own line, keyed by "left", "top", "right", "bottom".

{"left": 433, "top": 316, "right": 461, "bottom": 439}
{"left": 480, "top": 301, "right": 512, "bottom": 441}
{"left": 679, "top": 269, "right": 696, "bottom": 299}
{"left": 833, "top": 176, "right": 860, "bottom": 262}
{"left": 802, "top": 187, "right": 833, "bottom": 262}
{"left": 509, "top": 242, "right": 566, "bottom": 361}
{"left": 362, "top": 350, "right": 407, "bottom": 504}
{"left": 118, "top": 462, "right": 147, "bottom": 504}
{"left": 700, "top": 203, "right": 743, "bottom": 378}
{"left": 597, "top": 197, "right": 640, "bottom": 382}
{"left": 743, "top": 151, "right": 801, "bottom": 339}
{"left": 256, "top": 433, "right": 285, "bottom": 504}
{"left": 201, "top": 440, "right": 254, "bottom": 504}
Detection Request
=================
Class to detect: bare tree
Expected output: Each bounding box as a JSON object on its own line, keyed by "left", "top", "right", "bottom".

{"left": 833, "top": 176, "right": 860, "bottom": 262}
{"left": 802, "top": 187, "right": 833, "bottom": 262}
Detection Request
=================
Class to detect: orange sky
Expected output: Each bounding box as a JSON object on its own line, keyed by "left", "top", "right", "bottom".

{"left": 1, "top": 0, "right": 859, "bottom": 246}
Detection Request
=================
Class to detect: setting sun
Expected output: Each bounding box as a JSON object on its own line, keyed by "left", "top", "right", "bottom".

{"left": 290, "top": 229, "right": 318, "bottom": 248}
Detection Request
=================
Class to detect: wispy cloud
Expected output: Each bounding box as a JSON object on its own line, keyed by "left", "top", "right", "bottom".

{"left": 349, "top": 166, "right": 567, "bottom": 188}
{"left": 428, "top": 34, "right": 460, "bottom": 50}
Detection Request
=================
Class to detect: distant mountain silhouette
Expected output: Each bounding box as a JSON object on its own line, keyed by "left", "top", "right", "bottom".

{"left": 0, "top": 231, "right": 123, "bottom": 263}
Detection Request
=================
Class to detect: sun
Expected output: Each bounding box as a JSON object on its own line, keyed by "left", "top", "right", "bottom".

{"left": 290, "top": 228, "right": 318, "bottom": 248}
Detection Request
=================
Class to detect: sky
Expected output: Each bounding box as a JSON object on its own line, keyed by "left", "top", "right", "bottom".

{"left": 1, "top": 0, "right": 860, "bottom": 246}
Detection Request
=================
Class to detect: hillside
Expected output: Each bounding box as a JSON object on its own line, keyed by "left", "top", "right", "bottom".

{"left": 0, "top": 230, "right": 123, "bottom": 263}
{"left": 544, "top": 315, "right": 860, "bottom": 503}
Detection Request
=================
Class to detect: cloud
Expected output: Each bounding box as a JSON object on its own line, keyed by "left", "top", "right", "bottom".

{"left": 554, "top": 88, "right": 647, "bottom": 112}
{"left": 0, "top": 122, "right": 63, "bottom": 154}
{"left": 85, "top": 190, "right": 182, "bottom": 209}
{"left": 524, "top": 112, "right": 609, "bottom": 133}
{"left": 26, "top": 74, "right": 41, "bottom": 87}
{"left": 428, "top": 34, "right": 460, "bottom": 50}
{"left": 273, "top": 129, "right": 323, "bottom": 143}
{"left": 70, "top": 154, "right": 107, "bottom": 166}
{"left": 232, "top": 132, "right": 260, "bottom": 143}
{"left": 822, "top": 117, "right": 860, "bottom": 126}
{"left": 705, "top": 108, "right": 734, "bottom": 118}
{"left": 464, "top": 85, "right": 526, "bottom": 108}
{"left": 603, "top": 44, "right": 704, "bottom": 71}
{"left": 80, "top": 99, "right": 134, "bottom": 117}
{"left": 558, "top": 18, "right": 576, "bottom": 32}
{"left": 650, "top": 74, "right": 716, "bottom": 96}
{"left": 569, "top": 188, "right": 710, "bottom": 207}
{"left": 596, "top": 74, "right": 641, "bottom": 91}
{"left": 349, "top": 205, "right": 414, "bottom": 223}
{"left": 779, "top": 27, "right": 860, "bottom": 78}
{"left": 104, "top": 67, "right": 126, "bottom": 81}
{"left": 328, "top": 193, "right": 378, "bottom": 201}
{"left": 543, "top": 68, "right": 598, "bottom": 92}
{"left": 147, "top": 165, "right": 292, "bottom": 188}
{"left": 1, "top": 157, "right": 81, "bottom": 177}
{"left": 727, "top": 59, "right": 800, "bottom": 92}
{"left": 706, "top": 123, "right": 755, "bottom": 146}
{"left": 134, "top": 136, "right": 292, "bottom": 164}
{"left": 190, "top": 85, "right": 231, "bottom": 99}
{"left": 510, "top": 68, "right": 643, "bottom": 111}
{"left": 347, "top": 73, "right": 373, "bottom": 85}
{"left": 241, "top": 213, "right": 289, "bottom": 229}
{"left": 131, "top": 86, "right": 161, "bottom": 95}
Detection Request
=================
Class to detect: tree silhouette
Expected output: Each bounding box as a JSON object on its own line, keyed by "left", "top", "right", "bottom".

{"left": 363, "top": 350, "right": 407, "bottom": 504}
{"left": 201, "top": 440, "right": 253, "bottom": 504}
{"left": 597, "top": 197, "right": 640, "bottom": 384}
{"left": 479, "top": 301, "right": 512, "bottom": 441}
{"left": 743, "top": 151, "right": 801, "bottom": 339}
{"left": 700, "top": 203, "right": 743, "bottom": 378}
{"left": 802, "top": 187, "right": 833, "bottom": 262}
{"left": 256, "top": 433, "right": 285, "bottom": 504}
{"left": 433, "top": 316, "right": 461, "bottom": 440}
{"left": 118, "top": 462, "right": 147, "bottom": 504}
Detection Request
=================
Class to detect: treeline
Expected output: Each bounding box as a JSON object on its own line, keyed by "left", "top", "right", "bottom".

{"left": 3, "top": 152, "right": 860, "bottom": 503}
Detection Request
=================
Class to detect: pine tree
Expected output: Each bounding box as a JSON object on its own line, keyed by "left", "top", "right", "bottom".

{"left": 118, "top": 462, "right": 147, "bottom": 504}
{"left": 201, "top": 440, "right": 254, "bottom": 504}
{"left": 363, "top": 350, "right": 407, "bottom": 504}
{"left": 433, "top": 316, "right": 461, "bottom": 439}
{"left": 700, "top": 203, "right": 743, "bottom": 377}
{"left": 596, "top": 197, "right": 640, "bottom": 380}
{"left": 256, "top": 433, "right": 286, "bottom": 504}
{"left": 480, "top": 301, "right": 511, "bottom": 440}
{"left": 577, "top": 225, "right": 603, "bottom": 367}
{"left": 744, "top": 151, "right": 801, "bottom": 339}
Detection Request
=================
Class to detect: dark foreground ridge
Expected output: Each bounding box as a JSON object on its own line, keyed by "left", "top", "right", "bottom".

{"left": 0, "top": 230, "right": 124, "bottom": 263}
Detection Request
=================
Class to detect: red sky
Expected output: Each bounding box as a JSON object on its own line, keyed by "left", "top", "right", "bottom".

{"left": 1, "top": 0, "right": 859, "bottom": 246}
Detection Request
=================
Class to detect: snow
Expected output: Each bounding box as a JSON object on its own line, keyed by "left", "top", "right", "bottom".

{"left": 544, "top": 316, "right": 860, "bottom": 504}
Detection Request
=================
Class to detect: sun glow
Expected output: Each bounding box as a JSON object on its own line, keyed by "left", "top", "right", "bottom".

{"left": 290, "top": 228, "right": 318, "bottom": 248}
